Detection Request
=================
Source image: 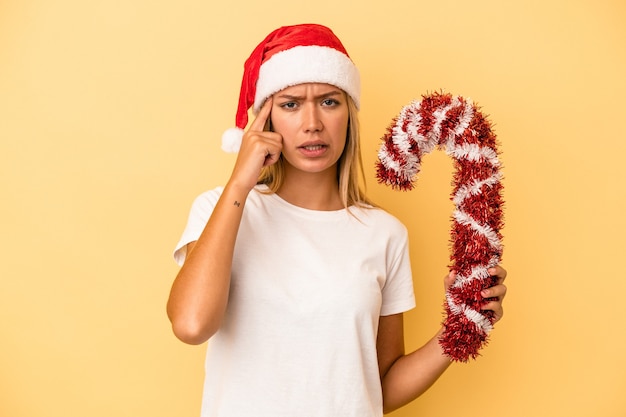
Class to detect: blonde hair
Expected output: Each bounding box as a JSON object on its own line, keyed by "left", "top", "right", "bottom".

{"left": 257, "top": 95, "right": 375, "bottom": 209}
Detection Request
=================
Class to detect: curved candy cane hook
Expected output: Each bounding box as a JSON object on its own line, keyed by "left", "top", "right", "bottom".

{"left": 377, "top": 92, "right": 504, "bottom": 362}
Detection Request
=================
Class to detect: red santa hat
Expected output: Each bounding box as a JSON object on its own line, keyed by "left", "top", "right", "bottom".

{"left": 221, "top": 24, "right": 361, "bottom": 152}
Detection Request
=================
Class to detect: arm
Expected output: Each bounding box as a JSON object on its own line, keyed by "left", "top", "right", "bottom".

{"left": 378, "top": 266, "right": 508, "bottom": 413}
{"left": 166, "top": 98, "right": 282, "bottom": 345}
{"left": 377, "top": 314, "right": 450, "bottom": 414}
{"left": 165, "top": 184, "right": 249, "bottom": 345}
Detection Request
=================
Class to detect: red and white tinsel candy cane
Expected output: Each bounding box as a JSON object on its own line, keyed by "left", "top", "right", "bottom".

{"left": 376, "top": 92, "right": 504, "bottom": 362}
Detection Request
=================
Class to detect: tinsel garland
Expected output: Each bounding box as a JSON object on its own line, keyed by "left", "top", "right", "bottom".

{"left": 376, "top": 92, "right": 504, "bottom": 362}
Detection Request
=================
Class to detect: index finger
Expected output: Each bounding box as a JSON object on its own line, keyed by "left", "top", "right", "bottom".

{"left": 249, "top": 97, "right": 273, "bottom": 132}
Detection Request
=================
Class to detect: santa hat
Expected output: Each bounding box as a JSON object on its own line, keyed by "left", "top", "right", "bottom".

{"left": 221, "top": 24, "right": 361, "bottom": 152}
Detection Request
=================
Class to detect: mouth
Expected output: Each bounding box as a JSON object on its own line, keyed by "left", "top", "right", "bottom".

{"left": 297, "top": 142, "right": 329, "bottom": 157}
{"left": 299, "top": 144, "right": 327, "bottom": 151}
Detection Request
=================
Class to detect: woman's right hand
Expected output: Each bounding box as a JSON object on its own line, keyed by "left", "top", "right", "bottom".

{"left": 229, "top": 97, "right": 283, "bottom": 191}
{"left": 168, "top": 100, "right": 282, "bottom": 344}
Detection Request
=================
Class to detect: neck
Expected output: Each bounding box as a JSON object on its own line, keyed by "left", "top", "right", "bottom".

{"left": 277, "top": 167, "right": 343, "bottom": 211}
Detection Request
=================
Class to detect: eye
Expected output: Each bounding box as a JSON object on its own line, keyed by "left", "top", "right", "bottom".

{"left": 321, "top": 98, "right": 340, "bottom": 107}
{"left": 280, "top": 101, "right": 298, "bottom": 110}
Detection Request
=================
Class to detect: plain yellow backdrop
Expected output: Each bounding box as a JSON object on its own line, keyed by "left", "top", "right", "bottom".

{"left": 1, "top": 0, "right": 625, "bottom": 416}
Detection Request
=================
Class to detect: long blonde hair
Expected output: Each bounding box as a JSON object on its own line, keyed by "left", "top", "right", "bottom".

{"left": 257, "top": 95, "right": 374, "bottom": 209}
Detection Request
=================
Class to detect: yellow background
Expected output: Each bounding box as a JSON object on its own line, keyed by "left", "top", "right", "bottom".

{"left": 1, "top": 0, "right": 625, "bottom": 416}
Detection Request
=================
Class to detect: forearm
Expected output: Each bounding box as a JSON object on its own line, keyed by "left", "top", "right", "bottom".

{"left": 381, "top": 328, "right": 451, "bottom": 414}
{"left": 166, "top": 181, "right": 250, "bottom": 344}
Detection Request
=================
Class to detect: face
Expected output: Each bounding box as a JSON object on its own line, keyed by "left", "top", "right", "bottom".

{"left": 270, "top": 83, "right": 349, "bottom": 177}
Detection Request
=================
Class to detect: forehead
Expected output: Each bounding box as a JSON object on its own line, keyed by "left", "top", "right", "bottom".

{"left": 276, "top": 83, "right": 345, "bottom": 96}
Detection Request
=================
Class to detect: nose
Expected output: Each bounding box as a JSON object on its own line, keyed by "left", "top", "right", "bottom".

{"left": 303, "top": 103, "right": 323, "bottom": 133}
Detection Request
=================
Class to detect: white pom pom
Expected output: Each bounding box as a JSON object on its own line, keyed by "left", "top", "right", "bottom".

{"left": 221, "top": 127, "right": 244, "bottom": 153}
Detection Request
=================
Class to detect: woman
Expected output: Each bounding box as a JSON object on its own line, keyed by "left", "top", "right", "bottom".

{"left": 167, "top": 24, "right": 507, "bottom": 417}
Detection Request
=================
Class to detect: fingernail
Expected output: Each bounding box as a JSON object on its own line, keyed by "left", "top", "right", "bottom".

{"left": 481, "top": 290, "right": 489, "bottom": 297}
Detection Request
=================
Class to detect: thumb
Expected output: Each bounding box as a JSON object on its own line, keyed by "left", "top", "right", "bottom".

{"left": 444, "top": 270, "right": 457, "bottom": 292}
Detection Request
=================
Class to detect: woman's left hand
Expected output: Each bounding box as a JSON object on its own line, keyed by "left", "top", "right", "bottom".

{"left": 443, "top": 265, "right": 508, "bottom": 323}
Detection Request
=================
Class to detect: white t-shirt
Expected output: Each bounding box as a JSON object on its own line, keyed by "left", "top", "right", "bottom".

{"left": 174, "top": 185, "right": 416, "bottom": 417}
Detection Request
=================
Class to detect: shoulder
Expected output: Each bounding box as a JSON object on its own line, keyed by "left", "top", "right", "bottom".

{"left": 351, "top": 205, "right": 408, "bottom": 237}
{"left": 184, "top": 186, "right": 225, "bottom": 220}
{"left": 192, "top": 186, "right": 225, "bottom": 206}
{"left": 354, "top": 205, "right": 406, "bottom": 227}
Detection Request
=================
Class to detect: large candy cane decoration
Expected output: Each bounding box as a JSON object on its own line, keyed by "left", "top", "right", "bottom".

{"left": 376, "top": 92, "right": 504, "bottom": 362}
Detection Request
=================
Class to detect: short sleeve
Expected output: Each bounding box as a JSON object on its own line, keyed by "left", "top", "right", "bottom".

{"left": 173, "top": 187, "right": 224, "bottom": 266}
{"left": 380, "top": 225, "right": 416, "bottom": 316}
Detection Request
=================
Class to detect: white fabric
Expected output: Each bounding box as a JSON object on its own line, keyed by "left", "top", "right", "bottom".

{"left": 173, "top": 185, "right": 416, "bottom": 417}
{"left": 254, "top": 45, "right": 361, "bottom": 113}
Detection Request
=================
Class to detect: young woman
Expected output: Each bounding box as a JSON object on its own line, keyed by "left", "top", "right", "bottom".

{"left": 167, "top": 24, "right": 507, "bottom": 417}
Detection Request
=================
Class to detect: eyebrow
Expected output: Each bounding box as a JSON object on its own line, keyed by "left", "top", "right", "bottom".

{"left": 275, "top": 90, "right": 343, "bottom": 101}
